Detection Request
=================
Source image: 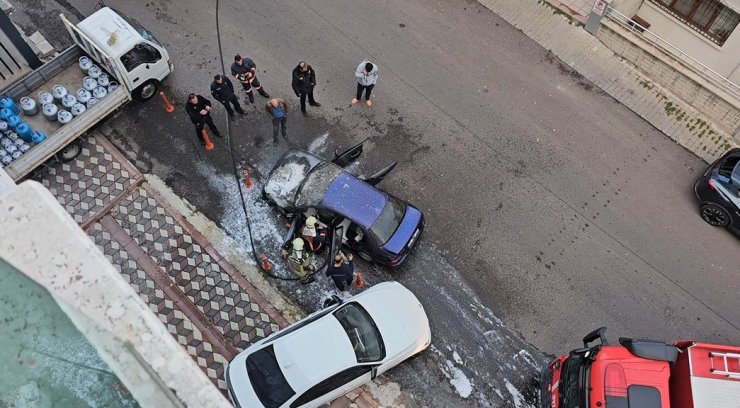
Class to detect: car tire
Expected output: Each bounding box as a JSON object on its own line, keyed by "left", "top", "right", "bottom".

{"left": 357, "top": 250, "right": 373, "bottom": 262}
{"left": 60, "top": 141, "right": 82, "bottom": 162}
{"left": 133, "top": 80, "right": 159, "bottom": 101}
{"left": 700, "top": 203, "right": 731, "bottom": 227}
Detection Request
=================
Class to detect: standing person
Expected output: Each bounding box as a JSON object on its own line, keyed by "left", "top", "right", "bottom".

{"left": 282, "top": 238, "right": 315, "bottom": 284}
{"left": 326, "top": 252, "right": 355, "bottom": 291}
{"left": 230, "top": 54, "right": 270, "bottom": 104}
{"left": 210, "top": 74, "right": 245, "bottom": 120}
{"left": 291, "top": 61, "right": 321, "bottom": 116}
{"left": 352, "top": 60, "right": 379, "bottom": 107}
{"left": 264, "top": 97, "right": 288, "bottom": 146}
{"left": 185, "top": 93, "right": 221, "bottom": 146}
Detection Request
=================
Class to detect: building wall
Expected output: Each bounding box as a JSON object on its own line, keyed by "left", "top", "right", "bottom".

{"left": 612, "top": 0, "right": 740, "bottom": 82}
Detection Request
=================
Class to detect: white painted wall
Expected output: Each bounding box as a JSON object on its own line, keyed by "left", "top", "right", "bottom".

{"left": 611, "top": 0, "right": 740, "bottom": 83}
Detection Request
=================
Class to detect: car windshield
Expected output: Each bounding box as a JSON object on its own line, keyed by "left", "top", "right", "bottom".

{"left": 333, "top": 303, "right": 385, "bottom": 363}
{"left": 717, "top": 155, "right": 740, "bottom": 184}
{"left": 559, "top": 353, "right": 590, "bottom": 408}
{"left": 245, "top": 345, "right": 296, "bottom": 408}
{"left": 295, "top": 163, "right": 343, "bottom": 208}
{"left": 367, "top": 196, "right": 406, "bottom": 245}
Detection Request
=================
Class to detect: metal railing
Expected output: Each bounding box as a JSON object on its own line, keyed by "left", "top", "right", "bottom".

{"left": 603, "top": 5, "right": 740, "bottom": 102}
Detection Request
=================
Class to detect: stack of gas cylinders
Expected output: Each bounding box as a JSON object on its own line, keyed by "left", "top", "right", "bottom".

{"left": 0, "top": 55, "right": 118, "bottom": 168}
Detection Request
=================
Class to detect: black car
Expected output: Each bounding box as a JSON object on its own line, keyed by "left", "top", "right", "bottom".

{"left": 693, "top": 148, "right": 740, "bottom": 235}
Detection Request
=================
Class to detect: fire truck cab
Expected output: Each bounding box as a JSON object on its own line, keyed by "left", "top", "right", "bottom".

{"left": 540, "top": 327, "right": 740, "bottom": 408}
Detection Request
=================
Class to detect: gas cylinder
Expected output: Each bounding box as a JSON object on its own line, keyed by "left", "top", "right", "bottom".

{"left": 71, "top": 102, "right": 86, "bottom": 116}
{"left": 83, "top": 76, "right": 98, "bottom": 92}
{"left": 1, "top": 137, "right": 12, "bottom": 148}
{"left": 0, "top": 120, "right": 8, "bottom": 133}
{"left": 11, "top": 149, "right": 22, "bottom": 160}
{"left": 107, "top": 82, "right": 119, "bottom": 93}
{"left": 6, "top": 115, "right": 23, "bottom": 130}
{"left": 6, "top": 131, "right": 17, "bottom": 141}
{"left": 57, "top": 110, "right": 73, "bottom": 125}
{"left": 0, "top": 108, "right": 13, "bottom": 121}
{"left": 18, "top": 142, "right": 30, "bottom": 153}
{"left": 0, "top": 95, "right": 19, "bottom": 115}
{"left": 87, "top": 65, "right": 101, "bottom": 79}
{"left": 97, "top": 73, "right": 110, "bottom": 87}
{"left": 31, "top": 131, "right": 46, "bottom": 144}
{"left": 52, "top": 84, "right": 68, "bottom": 101}
{"left": 38, "top": 91, "right": 54, "bottom": 106}
{"left": 93, "top": 86, "right": 107, "bottom": 100}
{"left": 20, "top": 97, "right": 38, "bottom": 116}
{"left": 76, "top": 89, "right": 91, "bottom": 104}
{"left": 78, "top": 56, "right": 92, "bottom": 72}
{"left": 86, "top": 98, "right": 98, "bottom": 109}
{"left": 13, "top": 137, "right": 25, "bottom": 148}
{"left": 1, "top": 154, "right": 11, "bottom": 166}
{"left": 0, "top": 148, "right": 7, "bottom": 159}
{"left": 61, "top": 94, "right": 77, "bottom": 108}
{"left": 42, "top": 103, "right": 58, "bottom": 121}
{"left": 4, "top": 143, "right": 16, "bottom": 154}
{"left": 15, "top": 123, "right": 33, "bottom": 142}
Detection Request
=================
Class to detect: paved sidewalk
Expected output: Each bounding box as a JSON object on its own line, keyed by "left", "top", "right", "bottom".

{"left": 37, "top": 132, "right": 378, "bottom": 406}
{"left": 477, "top": 0, "right": 738, "bottom": 162}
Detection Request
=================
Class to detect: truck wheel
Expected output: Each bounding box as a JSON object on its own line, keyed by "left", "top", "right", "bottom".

{"left": 134, "top": 80, "right": 159, "bottom": 101}
{"left": 60, "top": 141, "right": 82, "bottom": 162}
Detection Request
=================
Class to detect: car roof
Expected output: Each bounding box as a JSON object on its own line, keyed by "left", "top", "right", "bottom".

{"left": 319, "top": 172, "right": 388, "bottom": 229}
{"left": 273, "top": 312, "right": 357, "bottom": 392}
{"left": 76, "top": 7, "right": 144, "bottom": 59}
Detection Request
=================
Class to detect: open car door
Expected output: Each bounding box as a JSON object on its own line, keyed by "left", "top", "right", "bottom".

{"left": 325, "top": 225, "right": 344, "bottom": 275}
{"left": 281, "top": 217, "right": 300, "bottom": 249}
{"left": 362, "top": 162, "right": 398, "bottom": 186}
{"left": 332, "top": 140, "right": 366, "bottom": 168}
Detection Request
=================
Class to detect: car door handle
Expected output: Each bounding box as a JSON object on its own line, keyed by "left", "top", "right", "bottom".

{"left": 133, "top": 77, "right": 140, "bottom": 83}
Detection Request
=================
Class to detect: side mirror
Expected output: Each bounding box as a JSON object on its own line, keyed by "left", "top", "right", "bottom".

{"left": 370, "top": 366, "right": 378, "bottom": 380}
{"left": 322, "top": 295, "right": 342, "bottom": 308}
{"left": 582, "top": 327, "right": 608, "bottom": 347}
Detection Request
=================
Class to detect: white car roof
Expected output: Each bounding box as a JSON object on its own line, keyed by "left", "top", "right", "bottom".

{"left": 76, "top": 7, "right": 143, "bottom": 59}
{"left": 273, "top": 312, "right": 356, "bottom": 392}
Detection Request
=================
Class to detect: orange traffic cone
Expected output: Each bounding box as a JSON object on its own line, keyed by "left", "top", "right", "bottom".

{"left": 201, "top": 129, "right": 215, "bottom": 150}
{"left": 159, "top": 92, "right": 174, "bottom": 113}
{"left": 353, "top": 271, "right": 364, "bottom": 289}
{"left": 259, "top": 254, "right": 272, "bottom": 271}
{"left": 242, "top": 169, "right": 253, "bottom": 189}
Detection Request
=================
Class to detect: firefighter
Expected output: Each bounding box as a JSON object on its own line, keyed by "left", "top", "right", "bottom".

{"left": 282, "top": 237, "right": 314, "bottom": 284}
{"left": 230, "top": 54, "right": 270, "bottom": 104}
{"left": 301, "top": 216, "right": 327, "bottom": 252}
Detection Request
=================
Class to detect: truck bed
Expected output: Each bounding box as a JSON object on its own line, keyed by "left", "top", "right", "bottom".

{"left": 1, "top": 46, "right": 129, "bottom": 181}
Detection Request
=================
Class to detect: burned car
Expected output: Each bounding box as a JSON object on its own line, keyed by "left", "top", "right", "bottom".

{"left": 263, "top": 144, "right": 423, "bottom": 267}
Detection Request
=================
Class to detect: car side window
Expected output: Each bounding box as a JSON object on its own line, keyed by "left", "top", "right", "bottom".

{"left": 290, "top": 366, "right": 372, "bottom": 408}
{"left": 717, "top": 155, "right": 740, "bottom": 183}
{"left": 120, "top": 42, "right": 161, "bottom": 72}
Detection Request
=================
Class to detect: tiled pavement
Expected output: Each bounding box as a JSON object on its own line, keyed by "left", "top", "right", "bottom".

{"left": 38, "top": 133, "right": 288, "bottom": 394}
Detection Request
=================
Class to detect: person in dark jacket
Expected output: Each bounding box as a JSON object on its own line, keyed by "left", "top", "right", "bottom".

{"left": 326, "top": 252, "right": 355, "bottom": 291}
{"left": 230, "top": 54, "right": 269, "bottom": 104}
{"left": 291, "top": 61, "right": 321, "bottom": 116}
{"left": 185, "top": 93, "right": 221, "bottom": 145}
{"left": 210, "top": 74, "right": 245, "bottom": 119}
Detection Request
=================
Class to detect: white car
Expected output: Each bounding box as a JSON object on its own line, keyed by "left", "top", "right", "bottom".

{"left": 225, "top": 282, "right": 431, "bottom": 408}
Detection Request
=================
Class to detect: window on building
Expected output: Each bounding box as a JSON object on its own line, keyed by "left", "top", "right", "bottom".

{"left": 650, "top": 0, "right": 740, "bottom": 45}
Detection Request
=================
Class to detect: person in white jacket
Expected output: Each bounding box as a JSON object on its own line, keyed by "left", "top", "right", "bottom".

{"left": 352, "top": 60, "right": 379, "bottom": 107}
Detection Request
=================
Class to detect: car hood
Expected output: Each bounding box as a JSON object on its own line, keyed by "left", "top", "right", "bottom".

{"left": 264, "top": 150, "right": 323, "bottom": 210}
{"left": 358, "top": 283, "right": 431, "bottom": 357}
{"left": 382, "top": 205, "right": 423, "bottom": 254}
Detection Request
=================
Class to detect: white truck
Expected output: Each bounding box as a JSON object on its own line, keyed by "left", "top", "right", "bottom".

{"left": 1, "top": 7, "right": 172, "bottom": 181}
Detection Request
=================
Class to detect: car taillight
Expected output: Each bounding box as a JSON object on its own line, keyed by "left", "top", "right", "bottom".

{"left": 604, "top": 363, "right": 628, "bottom": 398}
{"left": 708, "top": 179, "right": 717, "bottom": 191}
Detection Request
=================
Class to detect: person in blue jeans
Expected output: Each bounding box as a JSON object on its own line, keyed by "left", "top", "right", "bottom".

{"left": 265, "top": 97, "right": 288, "bottom": 146}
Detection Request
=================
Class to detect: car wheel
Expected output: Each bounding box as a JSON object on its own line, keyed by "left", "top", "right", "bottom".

{"left": 700, "top": 204, "right": 730, "bottom": 227}
{"left": 60, "top": 141, "right": 82, "bottom": 162}
{"left": 134, "top": 80, "right": 159, "bottom": 101}
{"left": 357, "top": 250, "right": 373, "bottom": 262}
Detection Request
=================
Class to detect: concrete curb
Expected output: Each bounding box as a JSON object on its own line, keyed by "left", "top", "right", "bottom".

{"left": 476, "top": 0, "right": 739, "bottom": 162}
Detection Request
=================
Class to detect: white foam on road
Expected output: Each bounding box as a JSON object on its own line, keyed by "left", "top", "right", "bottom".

{"left": 307, "top": 132, "right": 329, "bottom": 155}
{"left": 505, "top": 378, "right": 533, "bottom": 408}
{"left": 433, "top": 346, "right": 473, "bottom": 399}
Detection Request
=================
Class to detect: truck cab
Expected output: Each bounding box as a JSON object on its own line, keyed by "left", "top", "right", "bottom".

{"left": 541, "top": 327, "right": 740, "bottom": 408}
{"left": 68, "top": 7, "right": 172, "bottom": 101}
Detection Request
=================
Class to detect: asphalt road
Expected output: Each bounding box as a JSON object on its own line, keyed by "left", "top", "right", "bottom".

{"left": 12, "top": 0, "right": 740, "bottom": 406}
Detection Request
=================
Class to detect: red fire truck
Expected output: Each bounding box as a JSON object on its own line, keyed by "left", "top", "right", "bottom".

{"left": 540, "top": 327, "right": 740, "bottom": 408}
